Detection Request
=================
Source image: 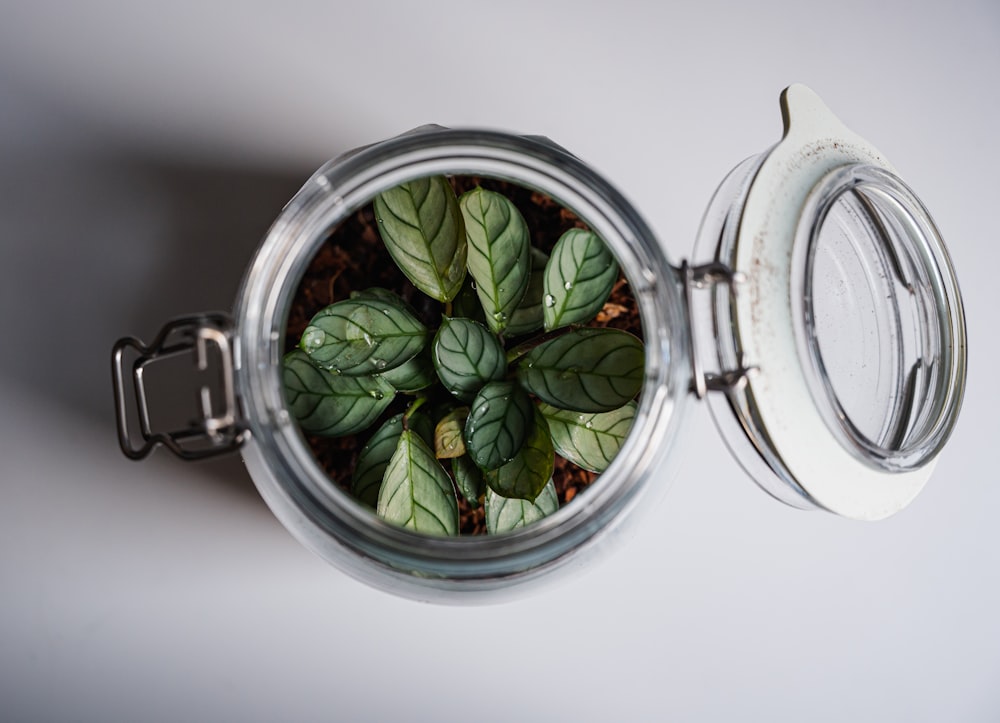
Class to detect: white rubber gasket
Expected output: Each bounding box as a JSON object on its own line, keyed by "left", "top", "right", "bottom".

{"left": 734, "top": 84, "right": 934, "bottom": 520}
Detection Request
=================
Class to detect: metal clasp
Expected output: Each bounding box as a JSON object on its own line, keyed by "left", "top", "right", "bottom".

{"left": 682, "top": 260, "right": 758, "bottom": 399}
{"left": 112, "top": 313, "right": 247, "bottom": 460}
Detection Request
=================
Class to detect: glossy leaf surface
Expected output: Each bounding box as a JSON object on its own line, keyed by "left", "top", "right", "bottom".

{"left": 432, "top": 317, "right": 506, "bottom": 402}
{"left": 459, "top": 187, "right": 530, "bottom": 333}
{"left": 485, "top": 479, "right": 558, "bottom": 534}
{"left": 452, "top": 454, "right": 485, "bottom": 508}
{"left": 300, "top": 298, "right": 427, "bottom": 375}
{"left": 378, "top": 351, "right": 436, "bottom": 393}
{"left": 506, "top": 247, "right": 548, "bottom": 337}
{"left": 451, "top": 275, "right": 486, "bottom": 324}
{"left": 373, "top": 175, "right": 467, "bottom": 302}
{"left": 516, "top": 328, "right": 644, "bottom": 412}
{"left": 283, "top": 350, "right": 394, "bottom": 436}
{"left": 543, "top": 228, "right": 619, "bottom": 330}
{"left": 539, "top": 401, "right": 637, "bottom": 473}
{"left": 483, "top": 407, "right": 554, "bottom": 501}
{"left": 349, "top": 287, "right": 418, "bottom": 314}
{"left": 377, "top": 430, "right": 459, "bottom": 536}
{"left": 352, "top": 413, "right": 405, "bottom": 507}
{"left": 465, "top": 381, "right": 534, "bottom": 470}
{"left": 352, "top": 412, "right": 434, "bottom": 507}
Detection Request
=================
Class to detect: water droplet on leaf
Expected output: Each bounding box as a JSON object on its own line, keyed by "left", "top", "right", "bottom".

{"left": 563, "top": 281, "right": 573, "bottom": 291}
{"left": 303, "top": 329, "right": 325, "bottom": 349}
{"left": 543, "top": 294, "right": 556, "bottom": 308}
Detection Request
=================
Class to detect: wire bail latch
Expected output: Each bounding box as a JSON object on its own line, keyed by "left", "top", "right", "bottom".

{"left": 112, "top": 313, "right": 246, "bottom": 460}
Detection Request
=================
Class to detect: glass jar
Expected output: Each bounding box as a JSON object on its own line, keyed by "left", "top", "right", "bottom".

{"left": 112, "top": 85, "right": 967, "bottom": 601}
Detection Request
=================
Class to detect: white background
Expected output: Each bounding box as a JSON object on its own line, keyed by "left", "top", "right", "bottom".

{"left": 1, "top": 1, "right": 998, "bottom": 721}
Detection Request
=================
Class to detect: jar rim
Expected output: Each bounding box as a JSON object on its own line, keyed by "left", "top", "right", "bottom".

{"left": 232, "top": 127, "right": 690, "bottom": 599}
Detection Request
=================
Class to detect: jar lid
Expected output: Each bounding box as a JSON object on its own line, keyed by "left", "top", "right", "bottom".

{"left": 694, "top": 85, "right": 967, "bottom": 519}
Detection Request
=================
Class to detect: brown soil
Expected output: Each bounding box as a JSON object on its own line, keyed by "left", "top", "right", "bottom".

{"left": 286, "top": 176, "right": 643, "bottom": 535}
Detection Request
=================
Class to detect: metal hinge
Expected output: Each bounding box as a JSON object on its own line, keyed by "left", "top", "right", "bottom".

{"left": 112, "top": 313, "right": 247, "bottom": 461}
{"left": 681, "top": 260, "right": 758, "bottom": 400}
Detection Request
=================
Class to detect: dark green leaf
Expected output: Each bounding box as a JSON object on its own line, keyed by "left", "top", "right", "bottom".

{"left": 377, "top": 429, "right": 459, "bottom": 536}
{"left": 459, "top": 187, "right": 530, "bottom": 333}
{"left": 353, "top": 412, "right": 434, "bottom": 508}
{"left": 373, "top": 175, "right": 467, "bottom": 302}
{"left": 378, "top": 351, "right": 436, "bottom": 393}
{"left": 434, "top": 407, "right": 468, "bottom": 459}
{"left": 465, "top": 382, "right": 534, "bottom": 470}
{"left": 483, "top": 407, "right": 554, "bottom": 501}
{"left": 539, "top": 401, "right": 637, "bottom": 473}
{"left": 282, "top": 350, "right": 394, "bottom": 436}
{"left": 516, "top": 328, "right": 644, "bottom": 412}
{"left": 300, "top": 298, "right": 427, "bottom": 375}
{"left": 452, "top": 455, "right": 485, "bottom": 508}
{"left": 409, "top": 411, "right": 436, "bottom": 446}
{"left": 349, "top": 287, "right": 416, "bottom": 313}
{"left": 451, "top": 274, "right": 486, "bottom": 324}
{"left": 352, "top": 413, "right": 404, "bottom": 507}
{"left": 506, "top": 247, "right": 548, "bottom": 337}
{"left": 485, "top": 479, "right": 558, "bottom": 534}
{"left": 432, "top": 317, "right": 506, "bottom": 402}
{"left": 543, "top": 229, "right": 619, "bottom": 330}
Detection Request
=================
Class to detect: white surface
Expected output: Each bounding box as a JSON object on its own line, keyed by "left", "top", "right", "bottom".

{"left": 1, "top": 1, "right": 998, "bottom": 721}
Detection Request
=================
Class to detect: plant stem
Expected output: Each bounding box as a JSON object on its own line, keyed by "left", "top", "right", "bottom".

{"left": 402, "top": 396, "right": 428, "bottom": 430}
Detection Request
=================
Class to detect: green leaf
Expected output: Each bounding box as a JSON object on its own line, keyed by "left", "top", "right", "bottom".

{"left": 451, "top": 274, "right": 486, "bottom": 324}
{"left": 539, "top": 401, "right": 637, "bottom": 473}
{"left": 282, "top": 350, "right": 394, "bottom": 436}
{"left": 506, "top": 247, "right": 548, "bottom": 337}
{"left": 377, "top": 429, "right": 459, "bottom": 536}
{"left": 373, "top": 175, "right": 467, "bottom": 302}
{"left": 452, "top": 454, "right": 485, "bottom": 508}
{"left": 434, "top": 407, "right": 468, "bottom": 459}
{"left": 432, "top": 317, "right": 506, "bottom": 402}
{"left": 516, "top": 328, "right": 644, "bottom": 412}
{"left": 353, "top": 412, "right": 433, "bottom": 507}
{"left": 543, "top": 229, "right": 619, "bottom": 330}
{"left": 483, "top": 407, "right": 554, "bottom": 501}
{"left": 378, "top": 350, "right": 436, "bottom": 393}
{"left": 300, "top": 298, "right": 428, "bottom": 375}
{"left": 349, "top": 287, "right": 415, "bottom": 312}
{"left": 352, "top": 413, "right": 404, "bottom": 507}
{"left": 485, "top": 479, "right": 558, "bottom": 534}
{"left": 459, "top": 187, "right": 531, "bottom": 333}
{"left": 465, "top": 381, "right": 534, "bottom": 470}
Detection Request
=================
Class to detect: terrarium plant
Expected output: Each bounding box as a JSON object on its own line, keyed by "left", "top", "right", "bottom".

{"left": 283, "top": 176, "right": 644, "bottom": 535}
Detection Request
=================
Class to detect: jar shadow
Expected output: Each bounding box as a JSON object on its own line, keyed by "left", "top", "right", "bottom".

{"left": 0, "top": 143, "right": 312, "bottom": 500}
